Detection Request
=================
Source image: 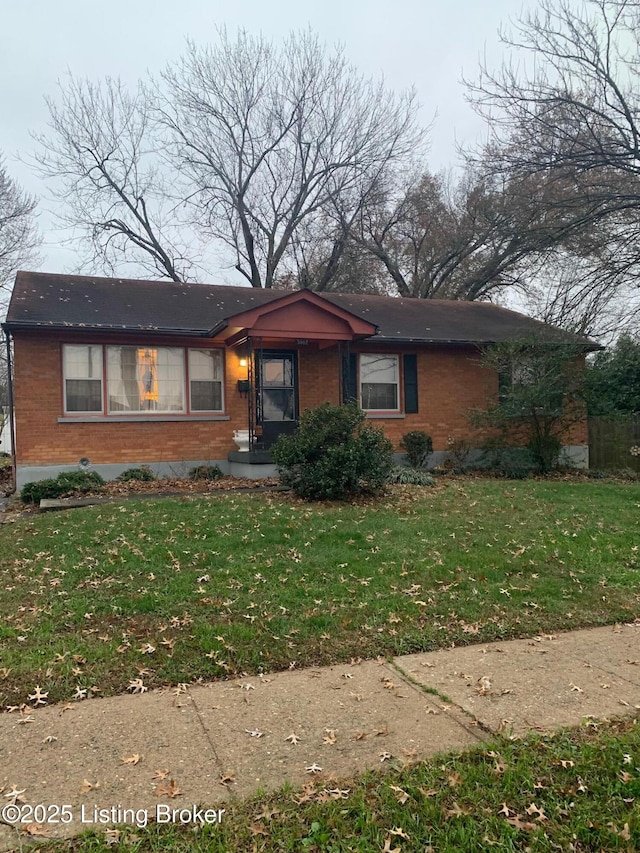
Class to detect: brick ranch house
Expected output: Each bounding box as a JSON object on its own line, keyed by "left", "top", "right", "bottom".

{"left": 3, "top": 271, "right": 595, "bottom": 489}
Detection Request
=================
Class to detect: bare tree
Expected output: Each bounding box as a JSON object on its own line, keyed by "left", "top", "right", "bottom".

{"left": 0, "top": 156, "right": 40, "bottom": 452}
{"left": 350, "top": 166, "right": 590, "bottom": 301}
{"left": 34, "top": 76, "right": 199, "bottom": 282}
{"left": 464, "top": 0, "right": 640, "bottom": 332}
{"left": 0, "top": 155, "right": 40, "bottom": 297}
{"left": 154, "top": 29, "right": 426, "bottom": 288}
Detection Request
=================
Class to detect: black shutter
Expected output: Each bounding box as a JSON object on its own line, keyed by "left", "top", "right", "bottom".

{"left": 403, "top": 354, "right": 418, "bottom": 413}
{"left": 342, "top": 352, "right": 358, "bottom": 403}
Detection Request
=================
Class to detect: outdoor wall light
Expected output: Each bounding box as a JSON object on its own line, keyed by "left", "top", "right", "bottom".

{"left": 237, "top": 357, "right": 250, "bottom": 396}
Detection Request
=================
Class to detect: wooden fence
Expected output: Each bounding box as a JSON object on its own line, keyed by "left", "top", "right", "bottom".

{"left": 588, "top": 414, "right": 640, "bottom": 471}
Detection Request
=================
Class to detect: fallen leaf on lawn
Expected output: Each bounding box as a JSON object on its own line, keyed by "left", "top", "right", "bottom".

{"left": 103, "top": 828, "right": 121, "bottom": 846}
{"left": 121, "top": 753, "right": 141, "bottom": 766}
{"left": 285, "top": 733, "right": 301, "bottom": 745}
{"left": 389, "top": 827, "right": 409, "bottom": 840}
{"left": 380, "top": 751, "right": 392, "bottom": 762}
{"left": 42, "top": 735, "right": 57, "bottom": 744}
{"left": 80, "top": 779, "right": 100, "bottom": 794}
{"left": 443, "top": 801, "right": 467, "bottom": 818}
{"left": 389, "top": 784, "right": 410, "bottom": 804}
{"left": 506, "top": 814, "right": 537, "bottom": 831}
{"left": 447, "top": 771, "right": 462, "bottom": 787}
{"left": 323, "top": 729, "right": 337, "bottom": 745}
{"left": 249, "top": 822, "right": 269, "bottom": 837}
{"left": 498, "top": 803, "right": 511, "bottom": 816}
{"left": 305, "top": 763, "right": 322, "bottom": 774}
{"left": 246, "top": 729, "right": 264, "bottom": 738}
{"left": 525, "top": 802, "right": 548, "bottom": 821}
{"left": 419, "top": 787, "right": 438, "bottom": 798}
{"left": 219, "top": 772, "right": 235, "bottom": 786}
{"left": 22, "top": 824, "right": 49, "bottom": 837}
{"left": 155, "top": 779, "right": 182, "bottom": 798}
{"left": 127, "top": 679, "right": 147, "bottom": 694}
{"left": 27, "top": 686, "right": 48, "bottom": 706}
{"left": 382, "top": 839, "right": 401, "bottom": 853}
{"left": 256, "top": 806, "right": 280, "bottom": 821}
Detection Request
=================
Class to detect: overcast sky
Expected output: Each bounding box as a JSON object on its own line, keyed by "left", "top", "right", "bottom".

{"left": 1, "top": 0, "right": 526, "bottom": 276}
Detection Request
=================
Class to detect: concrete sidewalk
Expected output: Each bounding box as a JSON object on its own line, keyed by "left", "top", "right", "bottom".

{"left": 1, "top": 623, "right": 639, "bottom": 849}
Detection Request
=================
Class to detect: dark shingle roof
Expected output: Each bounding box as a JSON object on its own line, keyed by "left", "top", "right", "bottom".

{"left": 3, "top": 271, "right": 596, "bottom": 348}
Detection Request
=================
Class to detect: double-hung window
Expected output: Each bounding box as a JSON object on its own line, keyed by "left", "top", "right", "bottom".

{"left": 62, "top": 344, "right": 225, "bottom": 416}
{"left": 360, "top": 354, "right": 399, "bottom": 411}
{"left": 189, "top": 349, "right": 224, "bottom": 412}
{"left": 63, "top": 345, "right": 103, "bottom": 413}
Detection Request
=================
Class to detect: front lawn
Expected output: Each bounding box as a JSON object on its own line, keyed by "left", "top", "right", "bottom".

{"left": 1, "top": 478, "right": 638, "bottom": 708}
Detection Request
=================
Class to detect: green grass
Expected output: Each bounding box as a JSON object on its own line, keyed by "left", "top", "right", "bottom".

{"left": 1, "top": 479, "right": 639, "bottom": 709}
{"left": 21, "top": 717, "right": 640, "bottom": 851}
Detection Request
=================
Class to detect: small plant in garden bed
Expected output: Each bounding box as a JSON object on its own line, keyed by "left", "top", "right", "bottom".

{"left": 20, "top": 470, "right": 105, "bottom": 503}
{"left": 388, "top": 465, "right": 435, "bottom": 486}
{"left": 116, "top": 465, "right": 156, "bottom": 482}
{"left": 476, "top": 445, "right": 539, "bottom": 480}
{"left": 399, "top": 430, "right": 433, "bottom": 468}
{"left": 189, "top": 464, "right": 223, "bottom": 481}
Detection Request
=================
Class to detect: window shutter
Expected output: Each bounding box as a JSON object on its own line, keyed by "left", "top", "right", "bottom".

{"left": 342, "top": 353, "right": 358, "bottom": 403}
{"left": 403, "top": 354, "right": 418, "bottom": 413}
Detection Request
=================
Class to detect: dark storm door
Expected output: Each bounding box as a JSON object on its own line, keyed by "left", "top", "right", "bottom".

{"left": 256, "top": 350, "right": 299, "bottom": 448}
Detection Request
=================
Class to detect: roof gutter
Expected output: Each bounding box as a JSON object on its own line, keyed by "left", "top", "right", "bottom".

{"left": 2, "top": 321, "right": 212, "bottom": 337}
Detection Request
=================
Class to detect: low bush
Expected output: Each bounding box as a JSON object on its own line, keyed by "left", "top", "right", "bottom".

{"left": 189, "top": 464, "right": 223, "bottom": 481}
{"left": 444, "top": 436, "right": 472, "bottom": 470}
{"left": 477, "top": 446, "right": 538, "bottom": 480}
{"left": 272, "top": 402, "right": 394, "bottom": 500}
{"left": 388, "top": 466, "right": 435, "bottom": 486}
{"left": 399, "top": 430, "right": 433, "bottom": 469}
{"left": 21, "top": 470, "right": 105, "bottom": 504}
{"left": 116, "top": 465, "right": 156, "bottom": 482}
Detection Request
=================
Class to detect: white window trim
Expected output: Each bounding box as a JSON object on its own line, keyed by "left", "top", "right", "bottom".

{"left": 359, "top": 353, "right": 401, "bottom": 413}
{"left": 188, "top": 349, "right": 225, "bottom": 413}
{"left": 62, "top": 344, "right": 104, "bottom": 415}
{"left": 61, "top": 344, "right": 226, "bottom": 417}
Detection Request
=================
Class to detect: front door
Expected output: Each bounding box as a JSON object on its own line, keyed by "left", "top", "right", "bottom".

{"left": 256, "top": 350, "right": 298, "bottom": 449}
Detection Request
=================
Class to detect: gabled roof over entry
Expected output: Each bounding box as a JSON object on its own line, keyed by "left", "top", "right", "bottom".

{"left": 209, "top": 288, "right": 377, "bottom": 345}
{"left": 3, "top": 271, "right": 599, "bottom": 349}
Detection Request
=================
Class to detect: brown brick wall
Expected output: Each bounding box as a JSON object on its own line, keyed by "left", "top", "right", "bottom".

{"left": 12, "top": 333, "right": 250, "bottom": 466}
{"left": 11, "top": 333, "right": 587, "bottom": 468}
